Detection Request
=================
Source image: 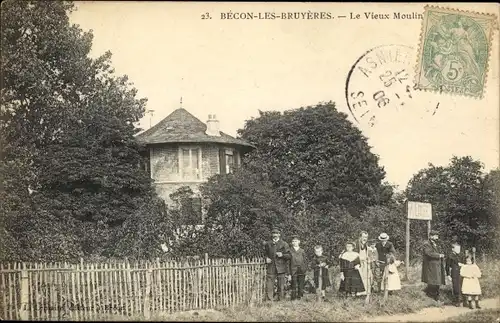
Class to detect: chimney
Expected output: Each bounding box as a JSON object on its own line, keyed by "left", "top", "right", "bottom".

{"left": 205, "top": 114, "right": 221, "bottom": 137}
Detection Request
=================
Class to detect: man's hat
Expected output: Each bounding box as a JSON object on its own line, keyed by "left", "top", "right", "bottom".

{"left": 271, "top": 228, "right": 280, "bottom": 234}
{"left": 291, "top": 235, "right": 300, "bottom": 241}
{"left": 430, "top": 230, "right": 439, "bottom": 236}
{"left": 378, "top": 233, "right": 389, "bottom": 241}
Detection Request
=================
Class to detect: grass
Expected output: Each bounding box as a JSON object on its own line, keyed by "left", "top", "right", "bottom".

{"left": 90, "top": 260, "right": 500, "bottom": 322}
{"left": 442, "top": 308, "right": 500, "bottom": 322}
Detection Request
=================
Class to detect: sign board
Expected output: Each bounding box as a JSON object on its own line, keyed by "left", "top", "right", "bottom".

{"left": 407, "top": 201, "right": 432, "bottom": 220}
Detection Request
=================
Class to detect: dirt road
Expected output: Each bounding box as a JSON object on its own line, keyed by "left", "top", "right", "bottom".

{"left": 361, "top": 298, "right": 500, "bottom": 322}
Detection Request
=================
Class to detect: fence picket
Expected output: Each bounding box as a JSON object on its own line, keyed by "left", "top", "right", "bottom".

{"left": 125, "top": 260, "right": 132, "bottom": 316}
{"left": 111, "top": 261, "right": 117, "bottom": 315}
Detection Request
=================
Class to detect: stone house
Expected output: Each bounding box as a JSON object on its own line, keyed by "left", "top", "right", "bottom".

{"left": 136, "top": 108, "right": 255, "bottom": 223}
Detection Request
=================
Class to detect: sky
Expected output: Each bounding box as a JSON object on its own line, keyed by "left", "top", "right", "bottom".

{"left": 69, "top": 2, "right": 499, "bottom": 190}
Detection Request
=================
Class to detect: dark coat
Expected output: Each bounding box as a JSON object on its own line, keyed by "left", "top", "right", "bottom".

{"left": 264, "top": 239, "right": 291, "bottom": 274}
{"left": 446, "top": 252, "right": 465, "bottom": 294}
{"left": 289, "top": 247, "right": 307, "bottom": 275}
{"left": 375, "top": 241, "right": 396, "bottom": 262}
{"left": 421, "top": 240, "right": 446, "bottom": 285}
{"left": 311, "top": 254, "right": 331, "bottom": 289}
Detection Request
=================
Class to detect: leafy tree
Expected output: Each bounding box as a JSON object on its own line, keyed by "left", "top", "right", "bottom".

{"left": 405, "top": 157, "right": 494, "bottom": 253}
{"left": 1, "top": 0, "right": 170, "bottom": 261}
{"left": 238, "top": 102, "right": 392, "bottom": 214}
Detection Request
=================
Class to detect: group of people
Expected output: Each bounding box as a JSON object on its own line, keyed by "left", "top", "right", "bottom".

{"left": 264, "top": 228, "right": 483, "bottom": 309}
{"left": 423, "top": 230, "right": 483, "bottom": 309}
{"left": 263, "top": 229, "right": 402, "bottom": 301}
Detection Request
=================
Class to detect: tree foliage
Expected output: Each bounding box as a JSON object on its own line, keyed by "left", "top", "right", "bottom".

{"left": 0, "top": 0, "right": 171, "bottom": 261}
{"left": 167, "top": 169, "right": 297, "bottom": 258}
{"left": 238, "top": 103, "right": 392, "bottom": 214}
{"left": 405, "top": 157, "right": 497, "bottom": 253}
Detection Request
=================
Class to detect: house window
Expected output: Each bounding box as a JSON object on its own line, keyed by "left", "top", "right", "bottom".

{"left": 225, "top": 150, "right": 234, "bottom": 174}
{"left": 219, "top": 148, "right": 239, "bottom": 174}
{"left": 179, "top": 147, "right": 202, "bottom": 180}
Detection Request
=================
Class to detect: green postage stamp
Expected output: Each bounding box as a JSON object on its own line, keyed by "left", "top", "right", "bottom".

{"left": 415, "top": 6, "right": 497, "bottom": 98}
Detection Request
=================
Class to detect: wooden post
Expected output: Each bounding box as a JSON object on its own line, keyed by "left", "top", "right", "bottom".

{"left": 472, "top": 247, "right": 476, "bottom": 264}
{"left": 144, "top": 269, "right": 151, "bottom": 320}
{"left": 427, "top": 221, "right": 431, "bottom": 240}
{"left": 405, "top": 218, "right": 410, "bottom": 281}
{"left": 316, "top": 267, "right": 322, "bottom": 302}
{"left": 383, "top": 266, "right": 389, "bottom": 302}
{"left": 365, "top": 259, "right": 371, "bottom": 305}
{"left": 19, "top": 269, "right": 29, "bottom": 320}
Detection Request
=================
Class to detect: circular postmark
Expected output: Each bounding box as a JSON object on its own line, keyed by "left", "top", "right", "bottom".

{"left": 345, "top": 44, "right": 436, "bottom": 127}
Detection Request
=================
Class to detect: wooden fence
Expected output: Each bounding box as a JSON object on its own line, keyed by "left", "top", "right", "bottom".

{"left": 0, "top": 256, "right": 266, "bottom": 321}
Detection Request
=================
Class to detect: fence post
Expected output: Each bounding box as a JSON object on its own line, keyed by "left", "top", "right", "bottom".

{"left": 316, "top": 268, "right": 322, "bottom": 302}
{"left": 19, "top": 269, "right": 29, "bottom": 320}
{"left": 144, "top": 269, "right": 152, "bottom": 320}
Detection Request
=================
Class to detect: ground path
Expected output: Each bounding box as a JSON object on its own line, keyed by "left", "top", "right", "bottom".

{"left": 360, "top": 297, "right": 500, "bottom": 322}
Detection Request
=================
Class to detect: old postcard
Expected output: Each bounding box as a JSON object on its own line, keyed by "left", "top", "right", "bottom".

{"left": 1, "top": 1, "right": 499, "bottom": 322}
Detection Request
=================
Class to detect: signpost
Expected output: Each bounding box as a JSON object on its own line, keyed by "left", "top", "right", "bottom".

{"left": 405, "top": 201, "right": 432, "bottom": 280}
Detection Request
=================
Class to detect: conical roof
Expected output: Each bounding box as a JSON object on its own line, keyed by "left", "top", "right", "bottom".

{"left": 136, "top": 108, "right": 254, "bottom": 148}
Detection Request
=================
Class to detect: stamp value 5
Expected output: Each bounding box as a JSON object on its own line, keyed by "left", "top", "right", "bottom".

{"left": 415, "top": 6, "right": 497, "bottom": 98}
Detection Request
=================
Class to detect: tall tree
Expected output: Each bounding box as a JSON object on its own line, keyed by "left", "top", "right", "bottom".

{"left": 238, "top": 102, "right": 392, "bottom": 213}
{"left": 405, "top": 157, "right": 494, "bottom": 251}
{"left": 1, "top": 0, "right": 170, "bottom": 261}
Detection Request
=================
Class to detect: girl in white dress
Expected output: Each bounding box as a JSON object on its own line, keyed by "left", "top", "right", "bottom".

{"left": 460, "top": 255, "right": 482, "bottom": 309}
{"left": 381, "top": 253, "right": 403, "bottom": 294}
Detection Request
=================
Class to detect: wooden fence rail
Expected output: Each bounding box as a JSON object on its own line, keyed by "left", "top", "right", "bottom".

{"left": 0, "top": 257, "right": 266, "bottom": 321}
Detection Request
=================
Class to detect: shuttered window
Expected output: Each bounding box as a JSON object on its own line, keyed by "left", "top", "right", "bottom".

{"left": 219, "top": 148, "right": 226, "bottom": 174}
{"left": 219, "top": 148, "right": 236, "bottom": 174}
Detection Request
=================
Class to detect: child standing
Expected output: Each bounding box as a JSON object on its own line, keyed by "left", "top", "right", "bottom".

{"left": 381, "top": 253, "right": 403, "bottom": 295}
{"left": 311, "top": 245, "right": 331, "bottom": 299}
{"left": 288, "top": 236, "right": 307, "bottom": 300}
{"left": 460, "top": 255, "right": 482, "bottom": 309}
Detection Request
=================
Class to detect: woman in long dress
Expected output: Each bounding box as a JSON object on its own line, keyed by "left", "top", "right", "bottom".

{"left": 339, "top": 241, "right": 365, "bottom": 297}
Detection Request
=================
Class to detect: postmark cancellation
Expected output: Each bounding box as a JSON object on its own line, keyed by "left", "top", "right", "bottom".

{"left": 415, "top": 6, "right": 497, "bottom": 99}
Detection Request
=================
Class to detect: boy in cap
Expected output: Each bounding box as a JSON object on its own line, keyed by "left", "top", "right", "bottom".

{"left": 288, "top": 236, "right": 307, "bottom": 300}
{"left": 264, "top": 228, "right": 291, "bottom": 301}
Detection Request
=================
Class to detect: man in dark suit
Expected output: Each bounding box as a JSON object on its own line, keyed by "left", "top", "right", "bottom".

{"left": 422, "top": 230, "right": 446, "bottom": 302}
{"left": 374, "top": 232, "right": 397, "bottom": 291}
{"left": 264, "top": 228, "right": 291, "bottom": 301}
{"left": 288, "top": 236, "right": 307, "bottom": 300}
